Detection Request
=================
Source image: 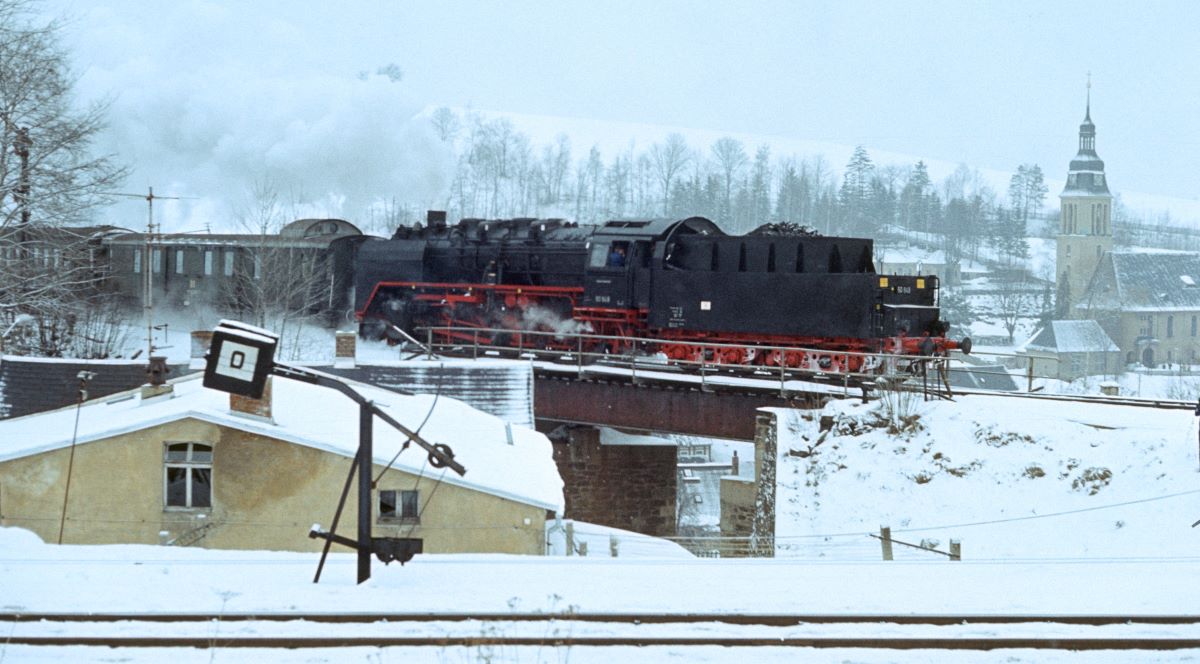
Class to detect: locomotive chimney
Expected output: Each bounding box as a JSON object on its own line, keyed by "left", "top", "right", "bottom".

{"left": 426, "top": 210, "right": 447, "bottom": 229}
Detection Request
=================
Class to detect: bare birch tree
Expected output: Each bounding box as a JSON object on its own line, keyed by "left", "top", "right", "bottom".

{"left": 0, "top": 0, "right": 128, "bottom": 357}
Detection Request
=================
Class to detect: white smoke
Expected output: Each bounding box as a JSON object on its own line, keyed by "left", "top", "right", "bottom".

{"left": 519, "top": 304, "right": 593, "bottom": 338}
{"left": 56, "top": 2, "right": 454, "bottom": 232}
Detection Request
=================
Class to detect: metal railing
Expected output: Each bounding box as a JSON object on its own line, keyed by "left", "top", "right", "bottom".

{"left": 415, "top": 325, "right": 958, "bottom": 397}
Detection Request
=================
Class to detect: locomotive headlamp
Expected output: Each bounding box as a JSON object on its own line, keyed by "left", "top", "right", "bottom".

{"left": 203, "top": 320, "right": 278, "bottom": 399}
{"left": 879, "top": 277, "right": 889, "bottom": 288}
{"left": 917, "top": 278, "right": 926, "bottom": 289}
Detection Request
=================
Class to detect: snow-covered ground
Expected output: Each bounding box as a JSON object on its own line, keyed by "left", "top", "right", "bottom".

{"left": 775, "top": 394, "right": 1200, "bottom": 562}
{"left": 4, "top": 378, "right": 1200, "bottom": 661}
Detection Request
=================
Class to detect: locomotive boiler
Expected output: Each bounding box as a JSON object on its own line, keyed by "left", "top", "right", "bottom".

{"left": 353, "top": 212, "right": 969, "bottom": 373}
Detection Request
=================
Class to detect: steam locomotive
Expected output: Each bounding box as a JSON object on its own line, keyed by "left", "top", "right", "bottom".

{"left": 353, "top": 212, "right": 969, "bottom": 373}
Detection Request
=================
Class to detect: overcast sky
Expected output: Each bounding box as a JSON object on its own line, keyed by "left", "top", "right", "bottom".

{"left": 43, "top": 0, "right": 1200, "bottom": 229}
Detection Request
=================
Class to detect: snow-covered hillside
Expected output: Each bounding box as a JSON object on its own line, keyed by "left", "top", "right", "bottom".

{"left": 775, "top": 394, "right": 1200, "bottom": 561}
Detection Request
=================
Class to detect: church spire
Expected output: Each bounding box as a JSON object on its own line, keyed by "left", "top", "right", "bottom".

{"left": 1085, "top": 72, "right": 1092, "bottom": 123}
{"left": 1078, "top": 74, "right": 1097, "bottom": 155}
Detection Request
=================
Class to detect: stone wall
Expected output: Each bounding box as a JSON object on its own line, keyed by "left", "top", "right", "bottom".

{"left": 544, "top": 425, "right": 677, "bottom": 538}
{"left": 719, "top": 476, "right": 755, "bottom": 556}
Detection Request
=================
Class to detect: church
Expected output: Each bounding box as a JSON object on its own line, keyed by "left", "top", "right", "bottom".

{"left": 1057, "top": 88, "right": 1200, "bottom": 368}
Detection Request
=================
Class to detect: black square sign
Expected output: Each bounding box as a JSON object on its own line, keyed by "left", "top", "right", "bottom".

{"left": 203, "top": 320, "right": 278, "bottom": 399}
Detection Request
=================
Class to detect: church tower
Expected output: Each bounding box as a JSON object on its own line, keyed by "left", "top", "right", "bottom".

{"left": 1056, "top": 78, "right": 1113, "bottom": 317}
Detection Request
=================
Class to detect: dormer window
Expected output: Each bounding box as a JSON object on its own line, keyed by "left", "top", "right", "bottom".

{"left": 1096, "top": 174, "right": 1104, "bottom": 186}
{"left": 1068, "top": 174, "right": 1077, "bottom": 186}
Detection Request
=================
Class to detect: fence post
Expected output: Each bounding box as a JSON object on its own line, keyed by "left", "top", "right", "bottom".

{"left": 426, "top": 328, "right": 434, "bottom": 360}
{"left": 610, "top": 534, "right": 618, "bottom": 558}
{"left": 578, "top": 541, "right": 588, "bottom": 557}
{"left": 880, "top": 525, "right": 893, "bottom": 561}
{"left": 565, "top": 520, "right": 574, "bottom": 556}
{"left": 1027, "top": 358, "right": 1034, "bottom": 392}
{"left": 949, "top": 539, "right": 961, "bottom": 561}
{"left": 577, "top": 335, "right": 583, "bottom": 375}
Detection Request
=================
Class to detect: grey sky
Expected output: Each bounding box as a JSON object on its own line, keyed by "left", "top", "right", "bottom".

{"left": 45, "top": 0, "right": 1200, "bottom": 229}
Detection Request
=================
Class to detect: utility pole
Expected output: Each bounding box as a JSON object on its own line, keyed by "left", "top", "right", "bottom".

{"left": 108, "top": 187, "right": 188, "bottom": 361}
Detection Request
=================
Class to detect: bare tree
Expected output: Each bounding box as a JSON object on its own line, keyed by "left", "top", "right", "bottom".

{"left": 649, "top": 133, "right": 691, "bottom": 215}
{"left": 0, "top": 0, "right": 128, "bottom": 357}
{"left": 993, "top": 272, "right": 1034, "bottom": 344}
{"left": 711, "top": 137, "right": 747, "bottom": 226}
{"left": 223, "top": 182, "right": 330, "bottom": 359}
{"left": 429, "top": 106, "right": 460, "bottom": 143}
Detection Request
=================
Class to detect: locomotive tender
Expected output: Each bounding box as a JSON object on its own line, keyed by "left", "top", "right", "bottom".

{"left": 354, "top": 211, "right": 969, "bottom": 373}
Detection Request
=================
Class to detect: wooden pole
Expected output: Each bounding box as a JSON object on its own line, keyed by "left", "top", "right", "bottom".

{"left": 565, "top": 520, "right": 574, "bottom": 556}
{"left": 950, "top": 539, "right": 961, "bottom": 561}
{"left": 880, "top": 525, "right": 893, "bottom": 561}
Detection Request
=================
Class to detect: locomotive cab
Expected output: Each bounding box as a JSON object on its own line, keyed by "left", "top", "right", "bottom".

{"left": 580, "top": 219, "right": 672, "bottom": 311}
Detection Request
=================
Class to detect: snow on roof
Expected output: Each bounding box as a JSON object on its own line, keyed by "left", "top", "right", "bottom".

{"left": 1024, "top": 320, "right": 1120, "bottom": 353}
{"left": 0, "top": 373, "right": 564, "bottom": 512}
{"left": 874, "top": 245, "right": 948, "bottom": 265}
{"left": 1096, "top": 251, "right": 1200, "bottom": 311}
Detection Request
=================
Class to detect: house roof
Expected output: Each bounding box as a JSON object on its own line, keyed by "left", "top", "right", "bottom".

{"left": 1082, "top": 250, "right": 1200, "bottom": 312}
{"left": 320, "top": 360, "right": 534, "bottom": 429}
{"left": 1025, "top": 320, "right": 1120, "bottom": 353}
{"left": 1, "top": 355, "right": 535, "bottom": 430}
{"left": 0, "top": 372, "right": 564, "bottom": 512}
{"left": 945, "top": 364, "right": 1019, "bottom": 392}
{"left": 0, "top": 356, "right": 191, "bottom": 420}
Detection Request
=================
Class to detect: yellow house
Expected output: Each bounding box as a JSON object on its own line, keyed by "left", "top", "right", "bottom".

{"left": 0, "top": 373, "right": 563, "bottom": 554}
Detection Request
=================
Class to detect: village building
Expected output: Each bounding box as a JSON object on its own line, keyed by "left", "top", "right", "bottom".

{"left": 101, "top": 218, "right": 368, "bottom": 315}
{"left": 0, "top": 372, "right": 563, "bottom": 554}
{"left": 1018, "top": 319, "right": 1121, "bottom": 381}
{"left": 1075, "top": 250, "right": 1200, "bottom": 366}
{"left": 1055, "top": 87, "right": 1113, "bottom": 318}
{"left": 1051, "top": 86, "right": 1200, "bottom": 368}
{"left": 874, "top": 244, "right": 961, "bottom": 288}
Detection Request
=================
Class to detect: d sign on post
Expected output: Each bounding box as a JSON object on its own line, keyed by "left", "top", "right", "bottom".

{"left": 203, "top": 321, "right": 278, "bottom": 399}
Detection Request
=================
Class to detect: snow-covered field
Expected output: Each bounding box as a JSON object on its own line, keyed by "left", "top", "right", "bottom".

{"left": 3, "top": 391, "right": 1200, "bottom": 662}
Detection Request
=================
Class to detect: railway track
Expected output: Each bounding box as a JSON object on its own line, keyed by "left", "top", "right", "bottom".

{"left": 5, "top": 612, "right": 1200, "bottom": 651}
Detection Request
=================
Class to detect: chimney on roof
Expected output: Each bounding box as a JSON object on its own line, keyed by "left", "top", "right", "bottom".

{"left": 335, "top": 330, "right": 356, "bottom": 368}
{"left": 141, "top": 356, "right": 173, "bottom": 400}
{"left": 190, "top": 330, "right": 213, "bottom": 370}
{"left": 230, "top": 375, "right": 273, "bottom": 421}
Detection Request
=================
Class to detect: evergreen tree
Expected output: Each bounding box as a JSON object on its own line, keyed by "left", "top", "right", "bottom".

{"left": 900, "top": 161, "right": 932, "bottom": 232}
{"left": 838, "top": 146, "right": 875, "bottom": 235}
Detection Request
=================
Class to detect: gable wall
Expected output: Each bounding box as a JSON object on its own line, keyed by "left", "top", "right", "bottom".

{"left": 0, "top": 417, "right": 547, "bottom": 554}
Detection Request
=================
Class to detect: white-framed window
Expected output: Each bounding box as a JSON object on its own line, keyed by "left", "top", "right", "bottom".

{"left": 152, "top": 248, "right": 162, "bottom": 273}
{"left": 204, "top": 250, "right": 214, "bottom": 276}
{"left": 253, "top": 253, "right": 262, "bottom": 280}
{"left": 378, "top": 489, "right": 419, "bottom": 523}
{"left": 223, "top": 251, "right": 234, "bottom": 277}
{"left": 164, "top": 442, "right": 213, "bottom": 509}
{"left": 133, "top": 249, "right": 142, "bottom": 273}
{"left": 175, "top": 249, "right": 185, "bottom": 274}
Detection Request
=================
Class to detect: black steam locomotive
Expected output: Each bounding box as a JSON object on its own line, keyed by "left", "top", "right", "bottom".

{"left": 353, "top": 212, "right": 969, "bottom": 373}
